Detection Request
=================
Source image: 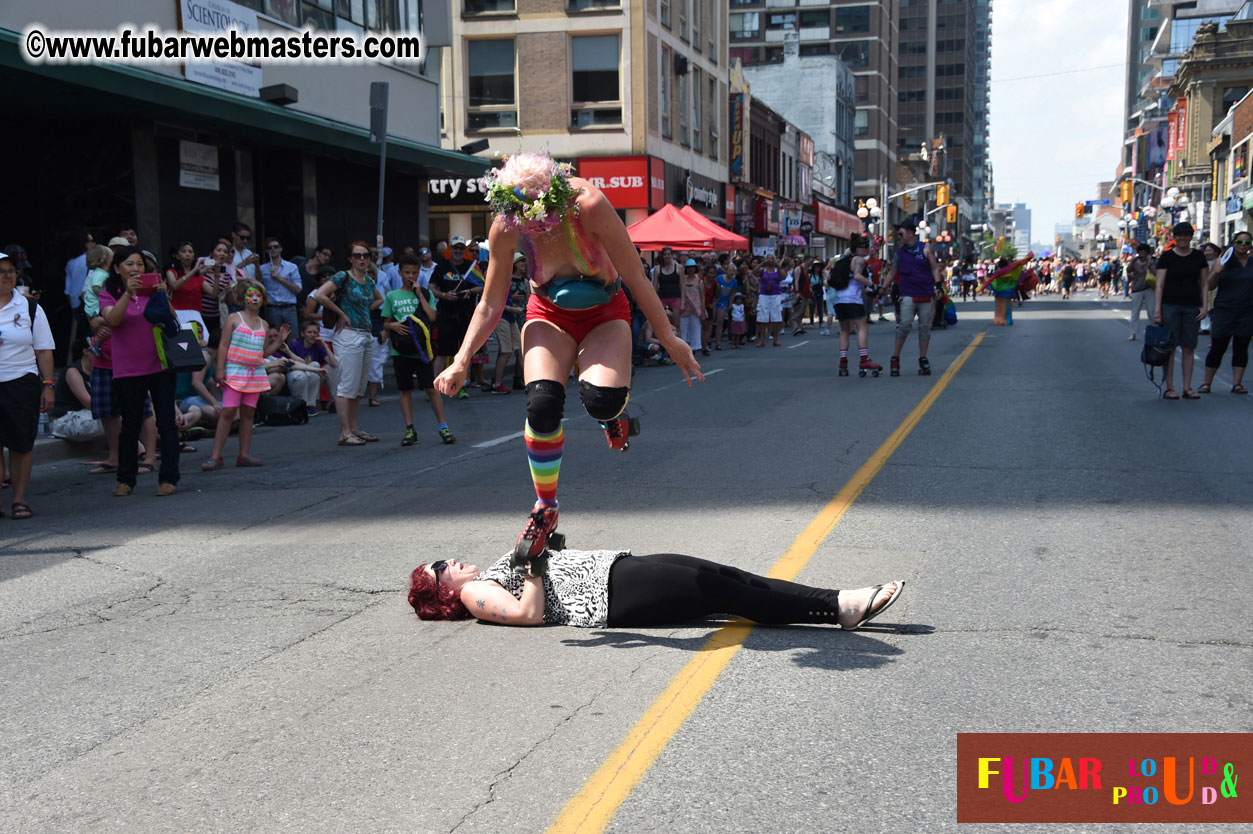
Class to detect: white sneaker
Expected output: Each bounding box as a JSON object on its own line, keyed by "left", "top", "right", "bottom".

{"left": 820, "top": 329, "right": 830, "bottom": 336}
{"left": 1128, "top": 333, "right": 1136, "bottom": 341}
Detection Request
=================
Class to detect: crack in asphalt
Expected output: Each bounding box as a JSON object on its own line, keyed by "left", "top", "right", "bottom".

{"left": 934, "top": 625, "right": 1252, "bottom": 648}
{"left": 447, "top": 692, "right": 600, "bottom": 834}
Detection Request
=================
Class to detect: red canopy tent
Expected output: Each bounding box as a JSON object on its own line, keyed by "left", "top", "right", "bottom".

{"left": 676, "top": 205, "right": 749, "bottom": 251}
{"left": 626, "top": 204, "right": 715, "bottom": 251}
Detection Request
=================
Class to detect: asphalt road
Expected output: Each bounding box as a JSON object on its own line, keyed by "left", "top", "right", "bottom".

{"left": 2, "top": 291, "right": 1249, "bottom": 834}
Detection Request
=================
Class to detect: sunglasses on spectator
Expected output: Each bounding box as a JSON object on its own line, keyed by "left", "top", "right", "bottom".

{"left": 266, "top": 244, "right": 281, "bottom": 250}
{"left": 1235, "top": 240, "right": 1252, "bottom": 246}
{"left": 237, "top": 233, "right": 251, "bottom": 241}
{"left": 429, "top": 560, "right": 449, "bottom": 583}
{"left": 350, "top": 251, "right": 370, "bottom": 259}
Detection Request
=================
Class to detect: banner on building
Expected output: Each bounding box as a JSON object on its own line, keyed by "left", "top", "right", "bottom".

{"left": 1168, "top": 108, "right": 1178, "bottom": 161}
{"left": 179, "top": 0, "right": 262, "bottom": 97}
{"left": 729, "top": 93, "right": 745, "bottom": 182}
{"left": 178, "top": 140, "right": 220, "bottom": 191}
{"left": 1176, "top": 98, "right": 1189, "bottom": 161}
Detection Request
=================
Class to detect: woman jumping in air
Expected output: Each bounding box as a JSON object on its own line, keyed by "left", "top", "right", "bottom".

{"left": 434, "top": 153, "right": 704, "bottom": 573}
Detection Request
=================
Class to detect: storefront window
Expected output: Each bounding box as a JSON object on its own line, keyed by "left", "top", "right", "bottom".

{"left": 467, "top": 39, "right": 517, "bottom": 130}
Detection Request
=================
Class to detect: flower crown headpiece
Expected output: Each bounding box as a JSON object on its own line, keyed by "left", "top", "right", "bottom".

{"left": 481, "top": 153, "right": 581, "bottom": 233}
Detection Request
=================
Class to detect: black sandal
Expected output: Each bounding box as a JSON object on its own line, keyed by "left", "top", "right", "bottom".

{"left": 1233, "top": 384, "right": 1249, "bottom": 394}
{"left": 10, "top": 502, "right": 32, "bottom": 520}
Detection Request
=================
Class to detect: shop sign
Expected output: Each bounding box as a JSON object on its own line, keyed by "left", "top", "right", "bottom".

{"left": 428, "top": 175, "right": 489, "bottom": 207}
{"left": 1176, "top": 98, "right": 1189, "bottom": 161}
{"left": 729, "top": 93, "right": 745, "bottom": 182}
{"left": 179, "top": 140, "right": 220, "bottom": 191}
{"left": 179, "top": 0, "right": 262, "bottom": 97}
{"left": 754, "top": 196, "right": 780, "bottom": 234}
{"left": 1226, "top": 195, "right": 1243, "bottom": 216}
{"left": 578, "top": 156, "right": 650, "bottom": 209}
{"left": 686, "top": 175, "right": 719, "bottom": 209}
{"left": 753, "top": 237, "right": 777, "bottom": 257}
{"left": 1243, "top": 191, "right": 1253, "bottom": 211}
{"left": 649, "top": 157, "right": 666, "bottom": 210}
{"left": 799, "top": 134, "right": 814, "bottom": 168}
{"left": 725, "top": 185, "right": 735, "bottom": 228}
{"left": 1168, "top": 108, "right": 1178, "bottom": 161}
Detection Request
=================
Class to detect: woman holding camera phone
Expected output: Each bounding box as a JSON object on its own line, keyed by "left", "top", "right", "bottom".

{"left": 98, "top": 246, "right": 181, "bottom": 496}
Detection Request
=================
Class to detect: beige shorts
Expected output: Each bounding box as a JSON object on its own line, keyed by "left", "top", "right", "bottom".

{"left": 494, "top": 318, "right": 521, "bottom": 354}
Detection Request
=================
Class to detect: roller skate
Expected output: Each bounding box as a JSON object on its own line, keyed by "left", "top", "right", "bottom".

{"left": 918, "top": 356, "right": 932, "bottom": 376}
{"left": 858, "top": 357, "right": 882, "bottom": 378}
{"left": 601, "top": 413, "right": 641, "bottom": 452}
{"left": 511, "top": 501, "right": 565, "bottom": 576}
{"left": 838, "top": 357, "right": 849, "bottom": 377}
{"left": 889, "top": 355, "right": 901, "bottom": 377}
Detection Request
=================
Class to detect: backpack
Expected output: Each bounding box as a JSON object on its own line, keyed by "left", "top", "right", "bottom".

{"left": 255, "top": 393, "right": 309, "bottom": 426}
{"left": 1141, "top": 324, "right": 1174, "bottom": 367}
{"left": 827, "top": 255, "right": 854, "bottom": 291}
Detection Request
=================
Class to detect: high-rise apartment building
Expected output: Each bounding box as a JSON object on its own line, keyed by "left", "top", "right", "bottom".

{"left": 730, "top": 1, "right": 899, "bottom": 205}
{"left": 896, "top": 0, "right": 991, "bottom": 223}
{"left": 970, "top": 0, "right": 992, "bottom": 224}
{"left": 437, "top": 1, "right": 731, "bottom": 241}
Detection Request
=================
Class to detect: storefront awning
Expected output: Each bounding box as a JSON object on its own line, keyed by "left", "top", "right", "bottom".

{"left": 676, "top": 205, "right": 748, "bottom": 250}
{"left": 0, "top": 29, "right": 487, "bottom": 177}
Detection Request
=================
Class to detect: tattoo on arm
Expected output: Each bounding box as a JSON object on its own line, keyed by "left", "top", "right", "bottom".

{"left": 476, "top": 599, "right": 486, "bottom": 609}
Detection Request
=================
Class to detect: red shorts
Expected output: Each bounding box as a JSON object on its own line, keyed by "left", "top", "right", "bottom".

{"left": 525, "top": 287, "right": 632, "bottom": 344}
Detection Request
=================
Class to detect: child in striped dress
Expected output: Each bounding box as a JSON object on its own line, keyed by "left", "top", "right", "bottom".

{"left": 202, "top": 279, "right": 290, "bottom": 470}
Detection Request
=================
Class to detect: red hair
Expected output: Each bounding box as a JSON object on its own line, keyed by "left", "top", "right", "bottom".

{"left": 408, "top": 565, "right": 471, "bottom": 620}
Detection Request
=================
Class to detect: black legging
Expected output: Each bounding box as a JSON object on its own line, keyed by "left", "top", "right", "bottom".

{"left": 1205, "top": 334, "right": 1250, "bottom": 369}
{"left": 606, "top": 554, "right": 842, "bottom": 627}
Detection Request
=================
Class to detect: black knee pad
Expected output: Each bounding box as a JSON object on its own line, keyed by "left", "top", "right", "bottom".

{"left": 525, "top": 380, "right": 566, "bottom": 434}
{"left": 579, "top": 381, "right": 630, "bottom": 422}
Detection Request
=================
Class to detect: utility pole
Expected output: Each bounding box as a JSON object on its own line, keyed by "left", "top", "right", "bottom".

{"left": 370, "top": 82, "right": 389, "bottom": 250}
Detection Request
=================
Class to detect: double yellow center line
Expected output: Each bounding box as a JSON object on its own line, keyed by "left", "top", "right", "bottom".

{"left": 547, "top": 332, "right": 986, "bottom": 834}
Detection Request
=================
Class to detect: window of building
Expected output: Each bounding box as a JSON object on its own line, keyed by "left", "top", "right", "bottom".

{"left": 691, "top": 67, "right": 702, "bottom": 152}
{"left": 835, "top": 5, "right": 870, "bottom": 34}
{"left": 855, "top": 110, "right": 868, "bottom": 136}
{"left": 766, "top": 13, "right": 794, "bottom": 30}
{"left": 691, "top": 0, "right": 700, "bottom": 48}
{"left": 800, "top": 10, "right": 827, "bottom": 28}
{"left": 800, "top": 43, "right": 830, "bottom": 56}
{"left": 1170, "top": 16, "right": 1230, "bottom": 54}
{"left": 764, "top": 46, "right": 783, "bottom": 63}
{"left": 679, "top": 0, "right": 689, "bottom": 41}
{"left": 571, "top": 34, "right": 622, "bottom": 128}
{"left": 855, "top": 76, "right": 868, "bottom": 103}
{"left": 568, "top": 0, "right": 619, "bottom": 10}
{"left": 660, "top": 0, "right": 670, "bottom": 28}
{"left": 836, "top": 40, "right": 869, "bottom": 68}
{"left": 708, "top": 77, "right": 718, "bottom": 157}
{"left": 708, "top": 2, "right": 717, "bottom": 59}
{"left": 729, "top": 46, "right": 757, "bottom": 65}
{"left": 466, "top": 39, "right": 516, "bottom": 130}
{"left": 679, "top": 69, "right": 688, "bottom": 145}
{"left": 661, "top": 46, "right": 671, "bottom": 138}
{"left": 730, "top": 12, "right": 758, "bottom": 40}
{"left": 463, "top": 0, "right": 514, "bottom": 14}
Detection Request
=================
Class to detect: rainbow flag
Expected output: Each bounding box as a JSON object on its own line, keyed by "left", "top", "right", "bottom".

{"left": 462, "top": 261, "right": 486, "bottom": 288}
{"left": 981, "top": 253, "right": 1034, "bottom": 294}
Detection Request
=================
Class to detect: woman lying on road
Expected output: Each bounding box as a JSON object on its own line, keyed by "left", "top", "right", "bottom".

{"left": 408, "top": 549, "right": 904, "bottom": 630}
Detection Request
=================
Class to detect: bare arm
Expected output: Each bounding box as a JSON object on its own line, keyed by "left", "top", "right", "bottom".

{"left": 1199, "top": 267, "right": 1210, "bottom": 317}
{"left": 66, "top": 367, "right": 92, "bottom": 409}
{"left": 460, "top": 579, "right": 545, "bottom": 626}
{"left": 1154, "top": 268, "right": 1166, "bottom": 317}
{"left": 583, "top": 194, "right": 705, "bottom": 385}
{"left": 313, "top": 277, "right": 349, "bottom": 329}
{"left": 217, "top": 313, "right": 239, "bottom": 377}
{"left": 191, "top": 359, "right": 220, "bottom": 409}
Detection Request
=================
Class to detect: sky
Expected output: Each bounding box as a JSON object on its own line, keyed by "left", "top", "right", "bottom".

{"left": 989, "top": 0, "right": 1130, "bottom": 245}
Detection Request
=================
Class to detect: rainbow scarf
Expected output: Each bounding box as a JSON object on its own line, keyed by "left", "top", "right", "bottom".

{"left": 402, "top": 314, "right": 435, "bottom": 364}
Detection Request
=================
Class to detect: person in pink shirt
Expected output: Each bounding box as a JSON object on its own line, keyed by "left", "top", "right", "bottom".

{"left": 98, "top": 247, "right": 181, "bottom": 497}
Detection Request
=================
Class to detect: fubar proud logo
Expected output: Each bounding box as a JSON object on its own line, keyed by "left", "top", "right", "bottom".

{"left": 956, "top": 733, "right": 1247, "bottom": 823}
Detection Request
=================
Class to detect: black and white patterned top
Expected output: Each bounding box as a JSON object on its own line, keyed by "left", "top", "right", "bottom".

{"left": 476, "top": 549, "right": 630, "bottom": 627}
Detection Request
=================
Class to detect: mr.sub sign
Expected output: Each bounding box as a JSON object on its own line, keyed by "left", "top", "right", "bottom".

{"left": 576, "top": 157, "right": 652, "bottom": 209}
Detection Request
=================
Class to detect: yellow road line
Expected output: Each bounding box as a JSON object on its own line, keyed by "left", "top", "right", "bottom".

{"left": 546, "top": 332, "right": 986, "bottom": 834}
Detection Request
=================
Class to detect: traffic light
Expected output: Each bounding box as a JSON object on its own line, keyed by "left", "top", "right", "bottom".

{"left": 946, "top": 205, "right": 957, "bottom": 223}
{"left": 937, "top": 184, "right": 950, "bottom": 205}
{"left": 1075, "top": 202, "right": 1085, "bottom": 219}
{"left": 903, "top": 192, "right": 911, "bottom": 211}
{"left": 1120, "top": 181, "right": 1134, "bottom": 205}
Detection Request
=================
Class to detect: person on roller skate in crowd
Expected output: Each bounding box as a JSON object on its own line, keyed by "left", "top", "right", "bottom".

{"left": 829, "top": 235, "right": 880, "bottom": 377}
{"left": 880, "top": 222, "right": 942, "bottom": 376}
{"left": 753, "top": 254, "right": 785, "bottom": 346}
{"left": 433, "top": 152, "right": 704, "bottom": 574}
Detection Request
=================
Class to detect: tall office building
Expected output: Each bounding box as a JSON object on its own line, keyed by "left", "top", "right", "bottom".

{"left": 896, "top": 0, "right": 991, "bottom": 222}
{"left": 730, "top": 1, "right": 899, "bottom": 205}
{"left": 970, "top": 0, "right": 993, "bottom": 224}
